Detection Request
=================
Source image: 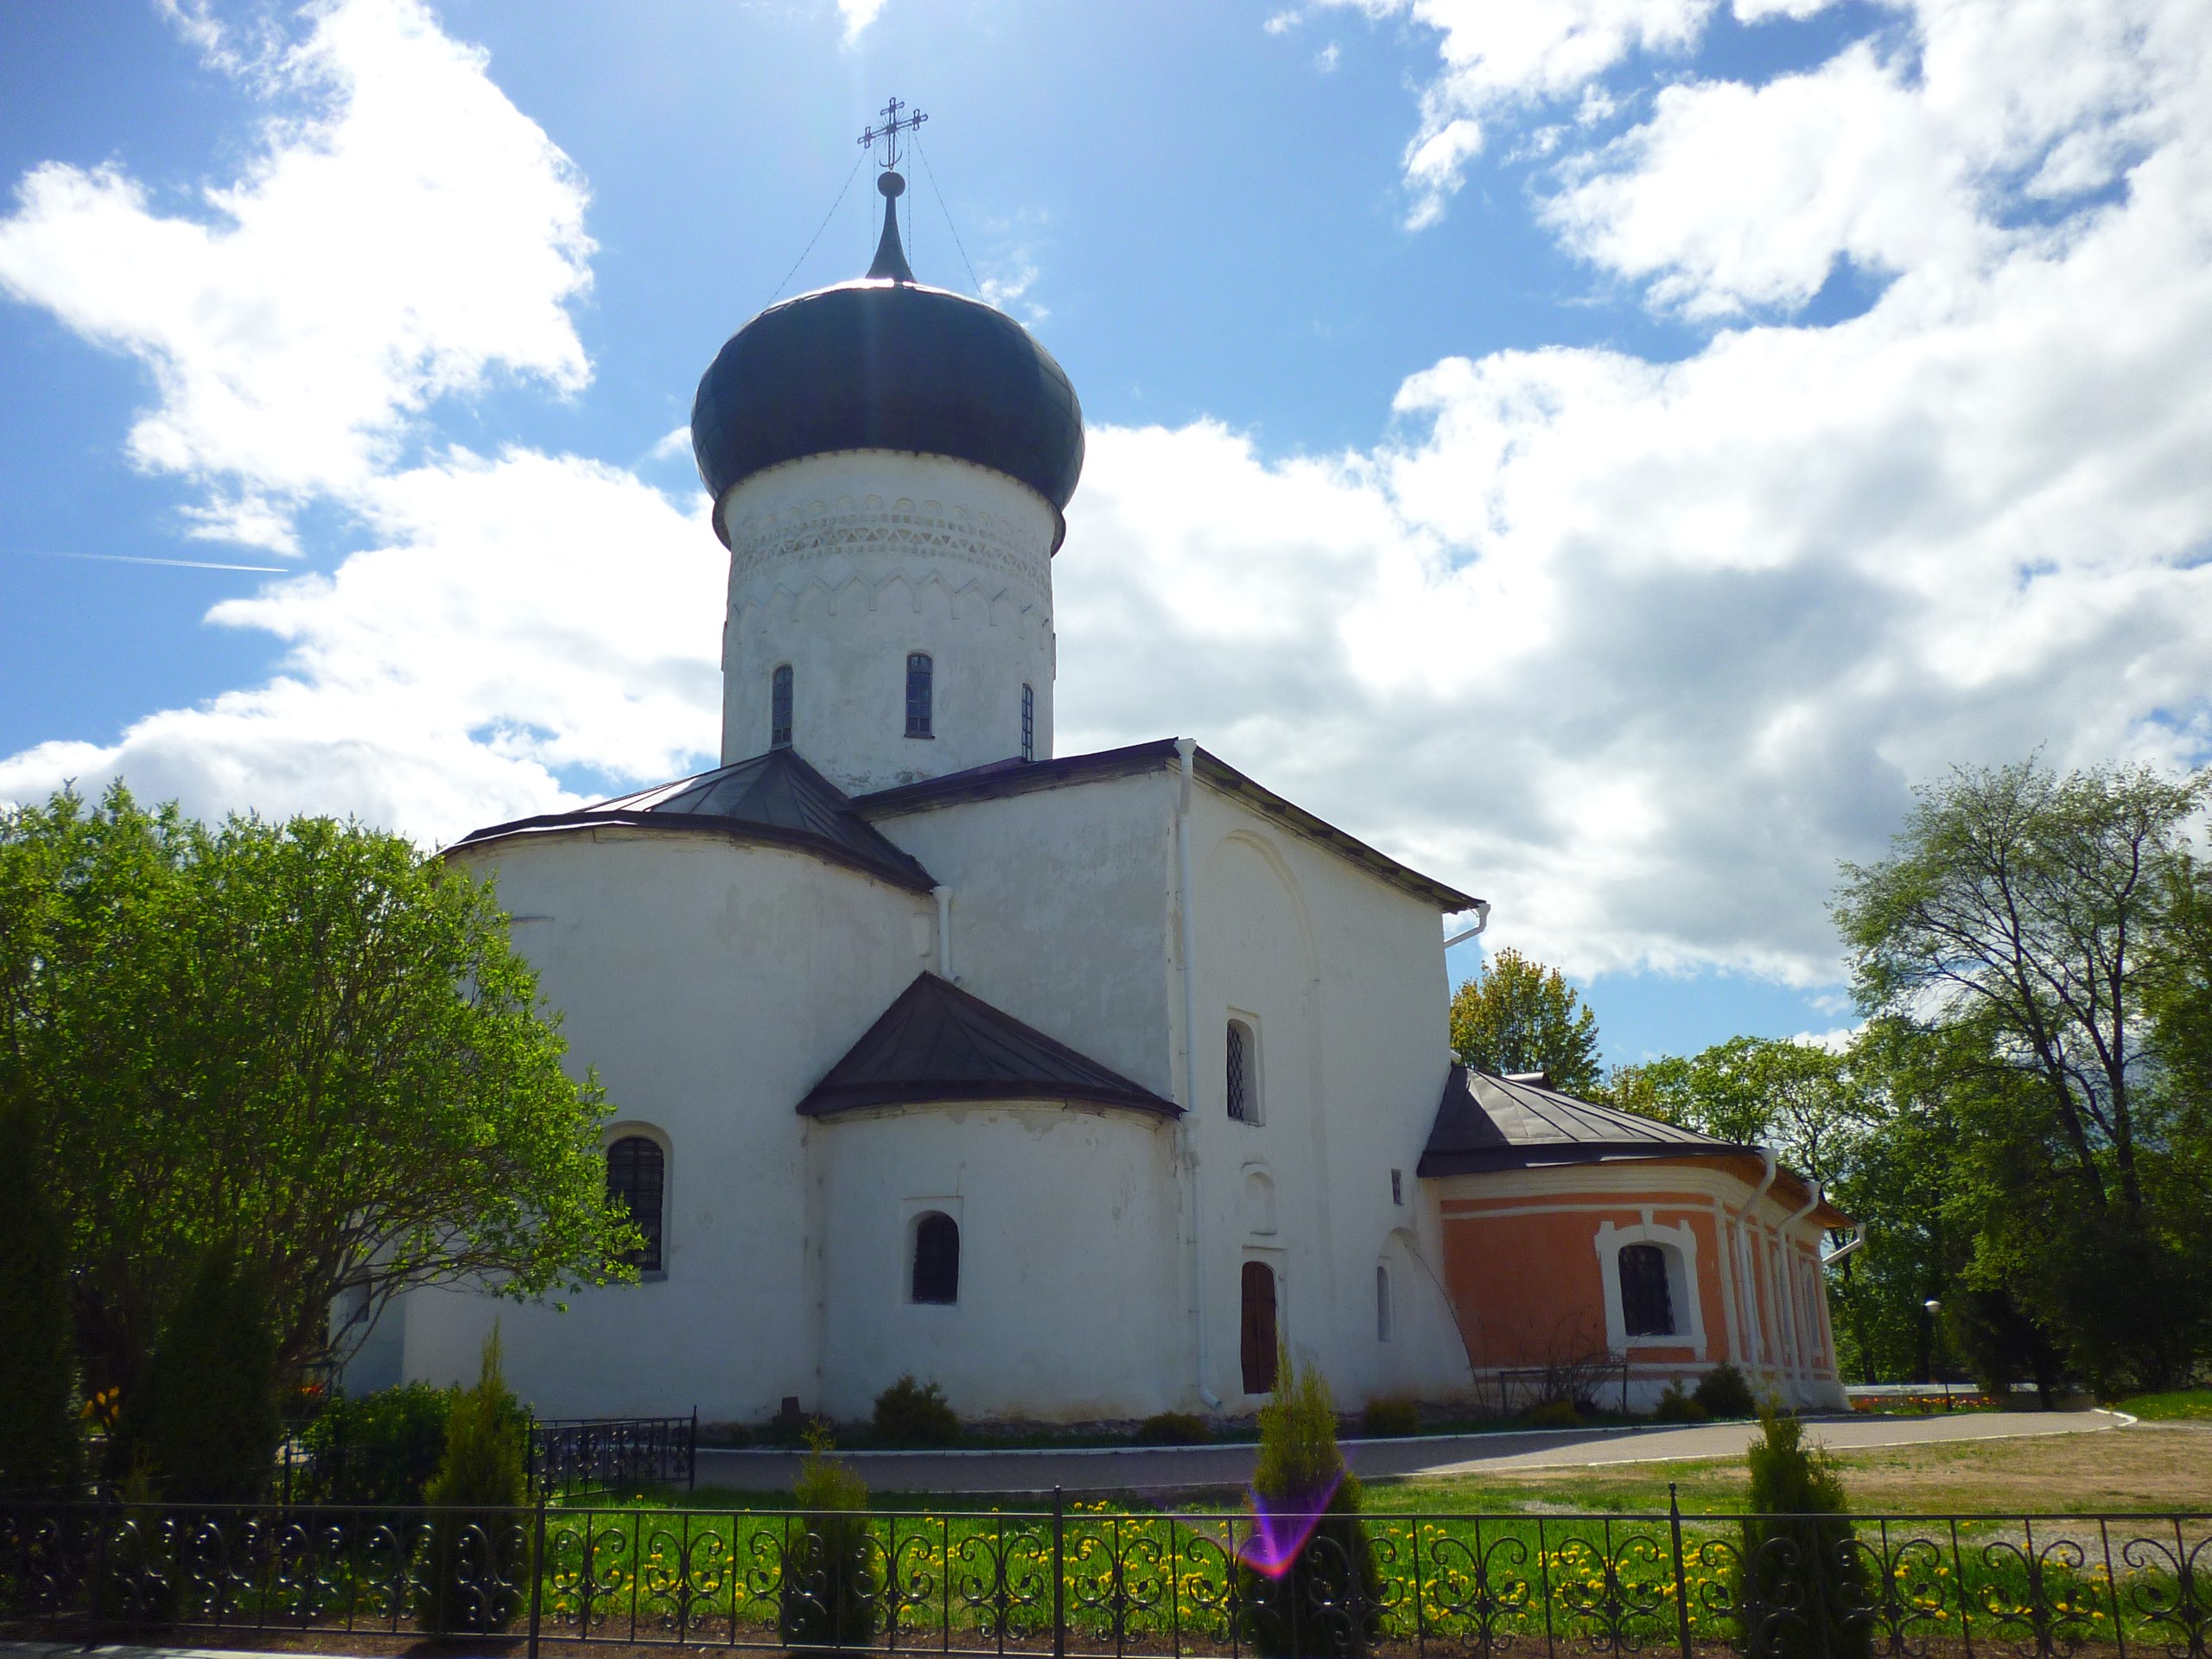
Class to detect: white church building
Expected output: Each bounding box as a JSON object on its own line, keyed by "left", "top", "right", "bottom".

{"left": 386, "top": 155, "right": 1851, "bottom": 1425}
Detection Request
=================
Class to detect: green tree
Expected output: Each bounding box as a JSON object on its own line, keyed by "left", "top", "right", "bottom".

{"left": 112, "top": 1247, "right": 281, "bottom": 1503}
{"left": 1734, "top": 1408, "right": 1871, "bottom": 1659}
{"left": 0, "top": 1086, "right": 85, "bottom": 1495}
{"left": 0, "top": 786, "right": 644, "bottom": 1399}
{"left": 420, "top": 1329, "right": 530, "bottom": 1633}
{"left": 1834, "top": 760, "right": 2212, "bottom": 1387}
{"left": 1239, "top": 1342, "right": 1381, "bottom": 1657}
{"left": 1448, "top": 947, "right": 1603, "bottom": 1096}
{"left": 1608, "top": 1034, "right": 1872, "bottom": 1188}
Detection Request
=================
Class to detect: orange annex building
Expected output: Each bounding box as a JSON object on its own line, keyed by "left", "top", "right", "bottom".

{"left": 1419, "top": 1069, "right": 1853, "bottom": 1412}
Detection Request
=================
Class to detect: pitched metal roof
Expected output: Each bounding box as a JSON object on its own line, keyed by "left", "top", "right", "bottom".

{"left": 854, "top": 740, "right": 1481, "bottom": 912}
{"left": 1418, "top": 1065, "right": 1755, "bottom": 1177}
{"left": 448, "top": 748, "right": 937, "bottom": 893}
{"left": 798, "top": 971, "right": 1181, "bottom": 1118}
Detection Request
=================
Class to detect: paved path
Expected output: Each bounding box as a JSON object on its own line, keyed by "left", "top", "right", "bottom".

{"left": 694, "top": 1408, "right": 2124, "bottom": 1495}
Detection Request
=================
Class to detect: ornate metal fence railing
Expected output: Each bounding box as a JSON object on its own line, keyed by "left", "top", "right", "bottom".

{"left": 530, "top": 1413, "right": 696, "bottom": 1496}
{"left": 0, "top": 1491, "right": 2202, "bottom": 1659}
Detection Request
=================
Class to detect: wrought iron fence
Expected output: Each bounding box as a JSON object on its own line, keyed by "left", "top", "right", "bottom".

{"left": 0, "top": 1492, "right": 2202, "bottom": 1659}
{"left": 531, "top": 1413, "right": 696, "bottom": 1496}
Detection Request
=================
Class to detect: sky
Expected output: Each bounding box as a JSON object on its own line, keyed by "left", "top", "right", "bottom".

{"left": 3, "top": 0, "right": 2209, "bottom": 1069}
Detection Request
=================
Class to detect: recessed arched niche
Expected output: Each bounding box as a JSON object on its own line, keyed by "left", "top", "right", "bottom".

{"left": 1241, "top": 1166, "right": 1278, "bottom": 1236}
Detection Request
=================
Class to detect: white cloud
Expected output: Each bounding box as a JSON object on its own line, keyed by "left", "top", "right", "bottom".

{"left": 0, "top": 0, "right": 593, "bottom": 551}
{"left": 8, "top": 0, "right": 2212, "bottom": 1004}
{"left": 837, "top": 0, "right": 887, "bottom": 43}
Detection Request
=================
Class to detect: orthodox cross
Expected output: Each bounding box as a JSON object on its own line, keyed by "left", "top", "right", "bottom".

{"left": 858, "top": 97, "right": 928, "bottom": 173}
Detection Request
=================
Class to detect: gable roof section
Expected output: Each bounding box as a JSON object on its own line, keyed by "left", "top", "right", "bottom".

{"left": 799, "top": 971, "right": 1181, "bottom": 1118}
{"left": 1418, "top": 1065, "right": 1754, "bottom": 1177}
{"left": 853, "top": 739, "right": 1479, "bottom": 912}
{"left": 448, "top": 747, "right": 936, "bottom": 893}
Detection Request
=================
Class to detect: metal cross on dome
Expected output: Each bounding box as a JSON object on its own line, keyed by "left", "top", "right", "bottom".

{"left": 858, "top": 97, "right": 928, "bottom": 172}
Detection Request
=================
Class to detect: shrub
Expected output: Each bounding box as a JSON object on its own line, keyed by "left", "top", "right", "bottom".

{"left": 1694, "top": 1361, "right": 1758, "bottom": 1421}
{"left": 113, "top": 1247, "right": 280, "bottom": 1503}
{"left": 1732, "top": 1408, "right": 1872, "bottom": 1659}
{"left": 871, "top": 1374, "right": 958, "bottom": 1446}
{"left": 1522, "top": 1399, "right": 1582, "bottom": 1429}
{"left": 1360, "top": 1398, "right": 1421, "bottom": 1438}
{"left": 1238, "top": 1342, "right": 1382, "bottom": 1658}
{"left": 779, "top": 1425, "right": 878, "bottom": 1648}
{"left": 301, "top": 1383, "right": 453, "bottom": 1505}
{"left": 1135, "top": 1411, "right": 1212, "bottom": 1446}
{"left": 1651, "top": 1382, "right": 1709, "bottom": 1424}
{"left": 0, "top": 1090, "right": 84, "bottom": 1496}
{"left": 418, "top": 1331, "right": 530, "bottom": 1634}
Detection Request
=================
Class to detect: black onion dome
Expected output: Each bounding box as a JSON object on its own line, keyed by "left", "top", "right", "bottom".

{"left": 691, "top": 204, "right": 1084, "bottom": 550}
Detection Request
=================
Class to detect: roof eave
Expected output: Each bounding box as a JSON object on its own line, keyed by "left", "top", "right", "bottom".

{"left": 445, "top": 810, "right": 938, "bottom": 893}
{"left": 799, "top": 1083, "right": 1180, "bottom": 1118}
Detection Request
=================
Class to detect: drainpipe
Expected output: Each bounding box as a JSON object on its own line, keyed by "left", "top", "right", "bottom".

{"left": 1776, "top": 1178, "right": 1824, "bottom": 1389}
{"left": 1732, "top": 1148, "right": 1777, "bottom": 1375}
{"left": 1175, "top": 739, "right": 1222, "bottom": 1411}
{"left": 1821, "top": 1222, "right": 1869, "bottom": 1268}
{"left": 931, "top": 886, "right": 953, "bottom": 981}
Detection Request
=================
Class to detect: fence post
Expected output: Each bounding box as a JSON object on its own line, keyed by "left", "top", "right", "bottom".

{"left": 527, "top": 1484, "right": 549, "bottom": 1659}
{"left": 1669, "top": 1483, "right": 1693, "bottom": 1659}
{"left": 1052, "top": 1485, "right": 1066, "bottom": 1659}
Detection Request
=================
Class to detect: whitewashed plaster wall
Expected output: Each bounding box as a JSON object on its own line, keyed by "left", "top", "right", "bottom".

{"left": 720, "top": 451, "right": 1058, "bottom": 791}
{"left": 1180, "top": 779, "right": 1471, "bottom": 1413}
{"left": 809, "top": 1101, "right": 1185, "bottom": 1421}
{"left": 400, "top": 828, "right": 933, "bottom": 1419}
{"left": 861, "top": 769, "right": 1177, "bottom": 1096}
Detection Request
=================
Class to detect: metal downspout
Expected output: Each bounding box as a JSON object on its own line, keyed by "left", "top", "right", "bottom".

{"left": 1176, "top": 739, "right": 1222, "bottom": 1410}
{"left": 931, "top": 885, "right": 953, "bottom": 980}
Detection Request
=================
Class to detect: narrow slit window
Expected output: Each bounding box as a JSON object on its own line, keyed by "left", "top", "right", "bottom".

{"left": 1020, "top": 683, "right": 1035, "bottom": 761}
{"left": 1376, "top": 1263, "right": 1395, "bottom": 1342}
{"left": 1390, "top": 1169, "right": 1404, "bottom": 1205}
{"left": 1619, "top": 1243, "right": 1675, "bottom": 1337}
{"left": 906, "top": 652, "right": 933, "bottom": 738}
{"left": 606, "top": 1135, "right": 665, "bottom": 1274}
{"left": 912, "top": 1211, "right": 959, "bottom": 1304}
{"left": 1226, "top": 1020, "right": 1255, "bottom": 1122}
{"left": 771, "top": 664, "right": 793, "bottom": 749}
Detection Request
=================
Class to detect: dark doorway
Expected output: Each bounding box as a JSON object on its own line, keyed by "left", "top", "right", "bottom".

{"left": 1240, "top": 1260, "right": 1278, "bottom": 1393}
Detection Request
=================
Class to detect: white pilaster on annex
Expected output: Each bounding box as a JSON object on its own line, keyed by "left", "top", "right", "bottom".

{"left": 719, "top": 449, "right": 1058, "bottom": 795}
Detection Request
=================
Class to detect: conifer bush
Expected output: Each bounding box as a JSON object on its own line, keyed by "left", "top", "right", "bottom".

{"left": 1237, "top": 1342, "right": 1381, "bottom": 1658}
{"left": 779, "top": 1424, "right": 879, "bottom": 1649}
{"left": 1360, "top": 1397, "right": 1421, "bottom": 1438}
{"left": 1135, "top": 1410, "right": 1212, "bottom": 1446}
{"left": 1732, "top": 1408, "right": 1872, "bottom": 1659}
{"left": 870, "top": 1374, "right": 959, "bottom": 1446}
{"left": 0, "top": 1090, "right": 85, "bottom": 1496}
{"left": 1694, "top": 1361, "right": 1758, "bottom": 1420}
{"left": 112, "top": 1248, "right": 280, "bottom": 1503}
{"left": 418, "top": 1332, "right": 530, "bottom": 1634}
{"left": 1651, "top": 1382, "right": 1709, "bottom": 1424}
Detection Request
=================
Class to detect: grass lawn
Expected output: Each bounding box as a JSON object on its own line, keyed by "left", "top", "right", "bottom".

{"left": 2115, "top": 1387, "right": 2212, "bottom": 1421}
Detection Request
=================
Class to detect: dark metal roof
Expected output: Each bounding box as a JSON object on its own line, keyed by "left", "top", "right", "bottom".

{"left": 448, "top": 747, "right": 937, "bottom": 893}
{"left": 854, "top": 740, "right": 1481, "bottom": 912}
{"left": 690, "top": 206, "right": 1084, "bottom": 550}
{"left": 799, "top": 971, "right": 1181, "bottom": 1118}
{"left": 1418, "top": 1065, "right": 1756, "bottom": 1178}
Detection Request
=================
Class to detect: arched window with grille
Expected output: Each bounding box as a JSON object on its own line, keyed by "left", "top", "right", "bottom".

{"left": 606, "top": 1135, "right": 665, "bottom": 1275}
{"left": 1020, "top": 683, "right": 1035, "bottom": 761}
{"left": 911, "top": 1211, "right": 959, "bottom": 1304}
{"left": 1226, "top": 1019, "right": 1258, "bottom": 1122}
{"left": 771, "top": 664, "right": 793, "bottom": 748}
{"left": 1619, "top": 1242, "right": 1675, "bottom": 1337}
{"left": 906, "top": 652, "right": 933, "bottom": 738}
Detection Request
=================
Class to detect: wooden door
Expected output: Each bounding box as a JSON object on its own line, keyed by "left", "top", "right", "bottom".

{"left": 1240, "top": 1260, "right": 1278, "bottom": 1394}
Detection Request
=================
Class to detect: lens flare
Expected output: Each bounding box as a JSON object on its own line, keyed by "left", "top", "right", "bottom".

{"left": 1237, "top": 1473, "right": 1341, "bottom": 1580}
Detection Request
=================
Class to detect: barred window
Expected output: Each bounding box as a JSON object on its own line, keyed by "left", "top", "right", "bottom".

{"left": 1226, "top": 1020, "right": 1257, "bottom": 1122}
{"left": 912, "top": 1211, "right": 959, "bottom": 1304}
{"left": 771, "top": 664, "right": 793, "bottom": 749}
{"left": 1620, "top": 1243, "right": 1675, "bottom": 1337}
{"left": 906, "top": 652, "right": 934, "bottom": 738}
{"left": 606, "top": 1135, "right": 664, "bottom": 1274}
{"left": 1020, "top": 683, "right": 1035, "bottom": 761}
